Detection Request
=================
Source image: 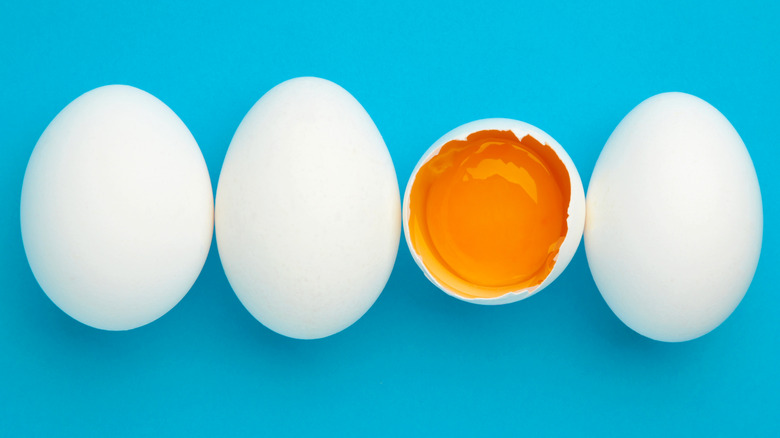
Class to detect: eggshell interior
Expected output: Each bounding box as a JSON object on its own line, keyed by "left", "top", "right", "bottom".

{"left": 403, "top": 118, "right": 585, "bottom": 305}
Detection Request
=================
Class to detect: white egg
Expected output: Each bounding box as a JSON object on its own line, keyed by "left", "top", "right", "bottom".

{"left": 215, "top": 77, "right": 401, "bottom": 340}
{"left": 21, "top": 85, "right": 214, "bottom": 331}
{"left": 403, "top": 119, "right": 585, "bottom": 304}
{"left": 585, "top": 92, "right": 762, "bottom": 342}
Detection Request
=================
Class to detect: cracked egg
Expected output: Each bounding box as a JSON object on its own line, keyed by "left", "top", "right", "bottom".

{"left": 403, "top": 119, "right": 585, "bottom": 304}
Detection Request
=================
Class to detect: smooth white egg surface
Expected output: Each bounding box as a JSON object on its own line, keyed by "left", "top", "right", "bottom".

{"left": 215, "top": 77, "right": 401, "bottom": 340}
{"left": 403, "top": 119, "right": 585, "bottom": 305}
{"left": 585, "top": 92, "right": 762, "bottom": 342}
{"left": 20, "top": 85, "right": 214, "bottom": 331}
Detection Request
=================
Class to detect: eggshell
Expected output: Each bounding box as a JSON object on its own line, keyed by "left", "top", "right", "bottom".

{"left": 215, "top": 77, "right": 401, "bottom": 340}
{"left": 585, "top": 92, "right": 762, "bottom": 342}
{"left": 403, "top": 119, "right": 586, "bottom": 304}
{"left": 21, "top": 85, "right": 214, "bottom": 331}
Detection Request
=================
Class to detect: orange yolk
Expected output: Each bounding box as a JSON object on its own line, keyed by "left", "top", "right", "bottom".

{"left": 408, "top": 130, "right": 571, "bottom": 299}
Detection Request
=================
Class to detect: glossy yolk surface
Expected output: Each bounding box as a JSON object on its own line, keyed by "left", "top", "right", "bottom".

{"left": 408, "top": 130, "right": 570, "bottom": 299}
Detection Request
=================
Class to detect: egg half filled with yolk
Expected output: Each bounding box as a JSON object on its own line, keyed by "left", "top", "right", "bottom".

{"left": 404, "top": 119, "right": 585, "bottom": 304}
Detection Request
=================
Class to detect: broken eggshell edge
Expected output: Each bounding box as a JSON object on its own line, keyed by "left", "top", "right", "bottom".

{"left": 402, "top": 118, "right": 586, "bottom": 305}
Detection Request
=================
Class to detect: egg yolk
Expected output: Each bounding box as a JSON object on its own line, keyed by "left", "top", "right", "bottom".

{"left": 408, "top": 130, "right": 571, "bottom": 299}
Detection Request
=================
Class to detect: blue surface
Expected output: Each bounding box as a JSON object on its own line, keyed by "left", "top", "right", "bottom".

{"left": 1, "top": 0, "right": 778, "bottom": 435}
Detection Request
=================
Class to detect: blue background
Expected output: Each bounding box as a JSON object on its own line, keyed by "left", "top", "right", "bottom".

{"left": 1, "top": 0, "right": 778, "bottom": 435}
